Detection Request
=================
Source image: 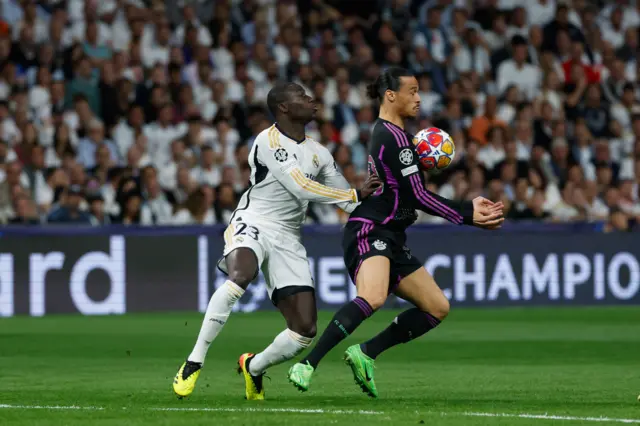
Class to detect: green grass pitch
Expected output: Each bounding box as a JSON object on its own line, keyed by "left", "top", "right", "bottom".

{"left": 1, "top": 307, "right": 639, "bottom": 425}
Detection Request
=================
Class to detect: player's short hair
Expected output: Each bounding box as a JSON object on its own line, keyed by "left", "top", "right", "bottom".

{"left": 366, "top": 67, "right": 414, "bottom": 103}
{"left": 266, "top": 82, "right": 299, "bottom": 117}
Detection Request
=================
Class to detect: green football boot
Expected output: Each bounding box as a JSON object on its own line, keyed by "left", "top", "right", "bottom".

{"left": 288, "top": 362, "right": 315, "bottom": 392}
{"left": 344, "top": 344, "right": 378, "bottom": 398}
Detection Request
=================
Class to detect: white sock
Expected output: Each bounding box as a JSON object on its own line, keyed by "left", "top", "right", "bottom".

{"left": 187, "top": 280, "right": 245, "bottom": 364}
{"left": 249, "top": 329, "right": 313, "bottom": 375}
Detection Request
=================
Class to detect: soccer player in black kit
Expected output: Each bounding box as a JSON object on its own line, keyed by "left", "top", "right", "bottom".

{"left": 288, "top": 67, "right": 504, "bottom": 397}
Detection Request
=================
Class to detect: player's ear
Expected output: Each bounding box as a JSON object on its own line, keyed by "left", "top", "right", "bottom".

{"left": 385, "top": 89, "right": 395, "bottom": 103}
{"left": 278, "top": 103, "right": 288, "bottom": 114}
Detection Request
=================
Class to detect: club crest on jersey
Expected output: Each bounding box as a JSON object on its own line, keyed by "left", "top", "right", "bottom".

{"left": 312, "top": 154, "right": 320, "bottom": 169}
{"left": 373, "top": 240, "right": 387, "bottom": 251}
{"left": 399, "top": 148, "right": 413, "bottom": 165}
{"left": 274, "top": 148, "right": 288, "bottom": 162}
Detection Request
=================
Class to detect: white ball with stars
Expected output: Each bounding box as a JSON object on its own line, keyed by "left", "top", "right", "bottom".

{"left": 412, "top": 127, "right": 456, "bottom": 173}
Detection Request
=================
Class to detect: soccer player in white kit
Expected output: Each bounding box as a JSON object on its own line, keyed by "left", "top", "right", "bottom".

{"left": 172, "top": 82, "right": 381, "bottom": 400}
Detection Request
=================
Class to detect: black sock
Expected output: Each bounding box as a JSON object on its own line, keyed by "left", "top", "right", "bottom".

{"left": 302, "top": 297, "right": 374, "bottom": 369}
{"left": 361, "top": 308, "right": 442, "bottom": 359}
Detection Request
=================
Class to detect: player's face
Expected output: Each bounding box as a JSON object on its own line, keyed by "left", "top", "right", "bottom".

{"left": 395, "top": 76, "right": 421, "bottom": 119}
{"left": 286, "top": 87, "right": 318, "bottom": 123}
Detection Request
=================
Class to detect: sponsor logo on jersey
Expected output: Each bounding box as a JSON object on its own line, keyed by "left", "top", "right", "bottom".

{"left": 274, "top": 148, "right": 288, "bottom": 162}
{"left": 373, "top": 240, "right": 387, "bottom": 251}
{"left": 312, "top": 154, "right": 320, "bottom": 169}
{"left": 401, "top": 164, "right": 419, "bottom": 176}
{"left": 305, "top": 173, "right": 317, "bottom": 181}
{"left": 399, "top": 148, "right": 414, "bottom": 165}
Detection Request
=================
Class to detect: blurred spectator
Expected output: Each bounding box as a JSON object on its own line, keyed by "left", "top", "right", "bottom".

{"left": 497, "top": 35, "right": 541, "bottom": 101}
{"left": 47, "top": 185, "right": 93, "bottom": 224}
{"left": 0, "top": 161, "right": 27, "bottom": 223}
{"left": 140, "top": 165, "right": 174, "bottom": 226}
{"left": 478, "top": 126, "right": 508, "bottom": 171}
{"left": 144, "top": 102, "right": 187, "bottom": 168}
{"left": 86, "top": 186, "right": 109, "bottom": 223}
{"left": 603, "top": 209, "right": 631, "bottom": 232}
{"left": 215, "top": 183, "right": 237, "bottom": 224}
{"left": 115, "top": 190, "right": 143, "bottom": 225}
{"left": 113, "top": 105, "right": 145, "bottom": 157}
{"left": 8, "top": 194, "right": 39, "bottom": 225}
{"left": 172, "top": 187, "right": 215, "bottom": 225}
{"left": 550, "top": 181, "right": 583, "bottom": 222}
{"left": 77, "top": 119, "right": 119, "bottom": 168}
{"left": 65, "top": 55, "right": 100, "bottom": 115}
{"left": 469, "top": 95, "right": 506, "bottom": 146}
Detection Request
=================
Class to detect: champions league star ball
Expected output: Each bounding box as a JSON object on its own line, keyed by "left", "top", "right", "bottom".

{"left": 412, "top": 127, "right": 456, "bottom": 173}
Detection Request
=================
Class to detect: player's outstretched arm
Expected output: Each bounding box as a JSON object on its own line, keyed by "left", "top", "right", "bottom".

{"left": 317, "top": 150, "right": 381, "bottom": 212}
{"left": 259, "top": 140, "right": 373, "bottom": 205}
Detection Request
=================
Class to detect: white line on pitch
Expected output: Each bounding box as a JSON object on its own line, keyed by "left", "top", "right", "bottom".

{"left": 0, "top": 404, "right": 104, "bottom": 411}
{"left": 2, "top": 404, "right": 640, "bottom": 423}
{"left": 0, "top": 404, "right": 383, "bottom": 416}
{"left": 150, "top": 407, "right": 384, "bottom": 415}
{"left": 451, "top": 411, "right": 640, "bottom": 424}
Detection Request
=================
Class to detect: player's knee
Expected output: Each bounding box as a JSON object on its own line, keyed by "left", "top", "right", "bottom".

{"left": 360, "top": 293, "right": 386, "bottom": 311}
{"left": 431, "top": 297, "right": 450, "bottom": 321}
{"left": 290, "top": 320, "right": 317, "bottom": 339}
{"left": 227, "top": 269, "right": 254, "bottom": 288}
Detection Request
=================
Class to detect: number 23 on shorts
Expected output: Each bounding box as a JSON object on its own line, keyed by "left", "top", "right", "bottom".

{"left": 224, "top": 222, "right": 260, "bottom": 245}
{"left": 232, "top": 222, "right": 260, "bottom": 241}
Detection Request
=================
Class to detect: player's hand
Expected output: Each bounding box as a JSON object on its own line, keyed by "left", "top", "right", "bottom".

{"left": 359, "top": 175, "right": 383, "bottom": 200}
{"left": 472, "top": 197, "right": 504, "bottom": 230}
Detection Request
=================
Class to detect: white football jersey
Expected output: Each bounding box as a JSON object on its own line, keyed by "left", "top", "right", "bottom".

{"left": 230, "top": 124, "right": 358, "bottom": 231}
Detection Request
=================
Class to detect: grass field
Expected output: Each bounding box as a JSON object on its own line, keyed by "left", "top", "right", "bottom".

{"left": 1, "top": 307, "right": 639, "bottom": 425}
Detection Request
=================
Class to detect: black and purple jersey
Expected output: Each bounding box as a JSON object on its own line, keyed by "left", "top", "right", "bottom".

{"left": 349, "top": 118, "right": 474, "bottom": 229}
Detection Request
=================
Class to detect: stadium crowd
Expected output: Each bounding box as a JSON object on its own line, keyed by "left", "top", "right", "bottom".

{"left": 0, "top": 0, "right": 638, "bottom": 231}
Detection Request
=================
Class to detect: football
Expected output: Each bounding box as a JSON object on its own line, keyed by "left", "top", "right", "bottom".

{"left": 412, "top": 127, "right": 456, "bottom": 173}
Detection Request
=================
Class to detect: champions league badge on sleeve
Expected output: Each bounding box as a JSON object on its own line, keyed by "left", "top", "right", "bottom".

{"left": 274, "top": 148, "right": 289, "bottom": 163}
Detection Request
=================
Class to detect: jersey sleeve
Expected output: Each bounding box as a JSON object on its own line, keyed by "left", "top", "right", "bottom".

{"left": 257, "top": 131, "right": 359, "bottom": 205}
{"left": 316, "top": 147, "right": 358, "bottom": 214}
{"left": 378, "top": 126, "right": 474, "bottom": 225}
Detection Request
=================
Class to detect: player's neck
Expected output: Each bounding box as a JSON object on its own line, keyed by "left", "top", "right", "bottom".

{"left": 378, "top": 109, "right": 404, "bottom": 130}
{"left": 275, "top": 120, "right": 306, "bottom": 143}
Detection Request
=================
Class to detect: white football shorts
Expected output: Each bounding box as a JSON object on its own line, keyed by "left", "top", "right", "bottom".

{"left": 216, "top": 216, "right": 314, "bottom": 301}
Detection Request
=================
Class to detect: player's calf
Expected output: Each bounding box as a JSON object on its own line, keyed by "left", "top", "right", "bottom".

{"left": 173, "top": 279, "right": 246, "bottom": 398}
{"left": 240, "top": 329, "right": 313, "bottom": 400}
{"left": 361, "top": 308, "right": 443, "bottom": 360}
{"left": 248, "top": 289, "right": 318, "bottom": 380}
{"left": 172, "top": 249, "right": 259, "bottom": 398}
{"left": 249, "top": 329, "right": 314, "bottom": 376}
